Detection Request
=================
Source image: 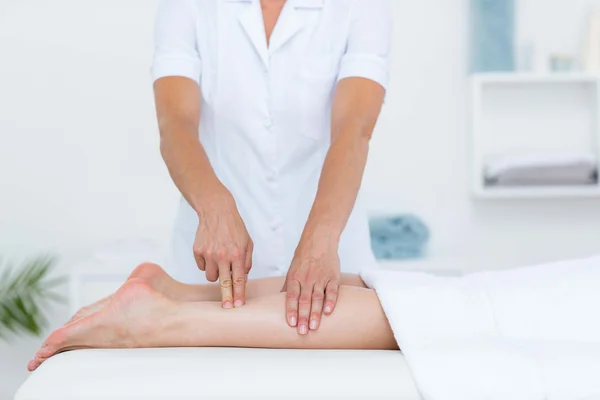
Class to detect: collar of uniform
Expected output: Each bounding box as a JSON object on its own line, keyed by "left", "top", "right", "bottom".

{"left": 223, "top": 0, "right": 324, "bottom": 9}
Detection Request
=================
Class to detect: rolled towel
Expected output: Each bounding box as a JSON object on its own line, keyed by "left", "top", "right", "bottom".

{"left": 369, "top": 215, "right": 430, "bottom": 260}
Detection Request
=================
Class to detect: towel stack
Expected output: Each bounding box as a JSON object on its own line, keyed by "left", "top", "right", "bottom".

{"left": 484, "top": 151, "right": 598, "bottom": 187}
{"left": 369, "top": 215, "right": 430, "bottom": 260}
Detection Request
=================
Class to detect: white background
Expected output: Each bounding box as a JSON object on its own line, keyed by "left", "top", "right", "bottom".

{"left": 2, "top": 0, "right": 600, "bottom": 398}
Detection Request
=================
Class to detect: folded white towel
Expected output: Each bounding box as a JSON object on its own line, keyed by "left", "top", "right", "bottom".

{"left": 361, "top": 256, "right": 600, "bottom": 400}
{"left": 484, "top": 151, "right": 598, "bottom": 186}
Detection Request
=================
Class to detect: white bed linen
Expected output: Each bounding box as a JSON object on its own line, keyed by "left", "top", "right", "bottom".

{"left": 15, "top": 347, "right": 418, "bottom": 400}
{"left": 361, "top": 255, "right": 600, "bottom": 400}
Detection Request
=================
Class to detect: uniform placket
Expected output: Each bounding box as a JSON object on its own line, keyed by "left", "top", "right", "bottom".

{"left": 264, "top": 60, "right": 285, "bottom": 274}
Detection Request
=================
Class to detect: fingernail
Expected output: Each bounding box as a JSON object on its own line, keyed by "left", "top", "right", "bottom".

{"left": 310, "top": 320, "right": 317, "bottom": 330}
{"left": 290, "top": 317, "right": 297, "bottom": 327}
{"left": 324, "top": 305, "right": 332, "bottom": 313}
{"left": 299, "top": 325, "right": 308, "bottom": 335}
{"left": 234, "top": 300, "right": 243, "bottom": 308}
{"left": 223, "top": 301, "right": 233, "bottom": 309}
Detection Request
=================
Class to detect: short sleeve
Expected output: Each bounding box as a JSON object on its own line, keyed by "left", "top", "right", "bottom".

{"left": 151, "top": 0, "right": 202, "bottom": 84}
{"left": 337, "top": 0, "right": 393, "bottom": 90}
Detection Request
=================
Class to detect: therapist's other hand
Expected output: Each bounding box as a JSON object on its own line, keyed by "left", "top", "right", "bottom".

{"left": 194, "top": 191, "right": 253, "bottom": 309}
{"left": 281, "top": 229, "right": 341, "bottom": 335}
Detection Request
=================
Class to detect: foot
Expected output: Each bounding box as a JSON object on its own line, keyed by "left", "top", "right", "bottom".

{"left": 29, "top": 278, "right": 173, "bottom": 372}
{"left": 65, "top": 263, "right": 172, "bottom": 324}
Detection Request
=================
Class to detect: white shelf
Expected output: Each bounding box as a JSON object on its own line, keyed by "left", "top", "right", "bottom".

{"left": 470, "top": 72, "right": 600, "bottom": 199}
{"left": 474, "top": 186, "right": 600, "bottom": 199}
{"left": 471, "top": 72, "right": 600, "bottom": 85}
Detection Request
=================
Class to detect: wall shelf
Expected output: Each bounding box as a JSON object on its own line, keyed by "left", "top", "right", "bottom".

{"left": 471, "top": 72, "right": 599, "bottom": 85}
{"left": 473, "top": 186, "right": 600, "bottom": 199}
{"left": 470, "top": 72, "right": 600, "bottom": 199}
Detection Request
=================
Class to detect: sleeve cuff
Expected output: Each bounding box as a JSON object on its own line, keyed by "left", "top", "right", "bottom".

{"left": 337, "top": 53, "right": 389, "bottom": 91}
{"left": 151, "top": 55, "right": 202, "bottom": 84}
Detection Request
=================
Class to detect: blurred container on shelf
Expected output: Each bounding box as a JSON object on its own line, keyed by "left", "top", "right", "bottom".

{"left": 470, "top": 0, "right": 515, "bottom": 73}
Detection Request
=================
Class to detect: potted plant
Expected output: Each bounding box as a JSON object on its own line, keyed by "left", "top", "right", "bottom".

{"left": 0, "top": 257, "right": 64, "bottom": 339}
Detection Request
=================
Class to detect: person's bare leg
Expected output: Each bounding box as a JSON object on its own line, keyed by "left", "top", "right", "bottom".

{"left": 67, "top": 263, "right": 366, "bottom": 323}
{"left": 29, "top": 279, "right": 396, "bottom": 371}
{"left": 126, "top": 263, "right": 367, "bottom": 301}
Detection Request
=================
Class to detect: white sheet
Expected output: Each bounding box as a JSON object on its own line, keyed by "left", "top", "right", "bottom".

{"left": 15, "top": 348, "right": 418, "bottom": 400}
{"left": 361, "top": 256, "right": 600, "bottom": 400}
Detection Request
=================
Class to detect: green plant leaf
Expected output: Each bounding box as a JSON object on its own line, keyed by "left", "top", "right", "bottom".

{"left": 0, "top": 256, "right": 64, "bottom": 339}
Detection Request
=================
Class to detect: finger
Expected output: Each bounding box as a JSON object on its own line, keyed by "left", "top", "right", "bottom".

{"left": 297, "top": 282, "right": 313, "bottom": 335}
{"left": 324, "top": 280, "right": 339, "bottom": 315}
{"left": 194, "top": 250, "right": 206, "bottom": 271}
{"left": 285, "top": 280, "right": 300, "bottom": 328}
{"left": 205, "top": 258, "right": 219, "bottom": 282}
{"left": 231, "top": 259, "right": 246, "bottom": 308}
{"left": 309, "top": 283, "right": 325, "bottom": 331}
{"left": 218, "top": 262, "right": 233, "bottom": 309}
{"left": 244, "top": 239, "right": 254, "bottom": 274}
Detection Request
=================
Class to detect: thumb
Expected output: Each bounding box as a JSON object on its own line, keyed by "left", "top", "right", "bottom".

{"left": 280, "top": 279, "right": 288, "bottom": 293}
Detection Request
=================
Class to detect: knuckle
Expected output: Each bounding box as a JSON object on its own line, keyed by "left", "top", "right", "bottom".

{"left": 220, "top": 279, "right": 233, "bottom": 288}
{"left": 216, "top": 249, "right": 227, "bottom": 261}
{"left": 193, "top": 246, "right": 204, "bottom": 256}
{"left": 229, "top": 247, "right": 242, "bottom": 260}
{"left": 298, "top": 296, "right": 312, "bottom": 306}
{"left": 310, "top": 312, "right": 321, "bottom": 321}
{"left": 311, "top": 292, "right": 325, "bottom": 301}
{"left": 233, "top": 277, "right": 245, "bottom": 287}
{"left": 286, "top": 291, "right": 299, "bottom": 300}
{"left": 203, "top": 248, "right": 214, "bottom": 259}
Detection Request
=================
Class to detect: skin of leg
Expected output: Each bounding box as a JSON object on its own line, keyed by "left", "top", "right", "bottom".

{"left": 130, "top": 263, "right": 367, "bottom": 302}
{"left": 30, "top": 279, "right": 396, "bottom": 371}
{"left": 68, "top": 263, "right": 367, "bottom": 323}
{"left": 172, "top": 285, "right": 397, "bottom": 350}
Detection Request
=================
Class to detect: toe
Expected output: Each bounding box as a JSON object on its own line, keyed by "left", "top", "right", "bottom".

{"left": 30, "top": 316, "right": 99, "bottom": 370}
{"left": 37, "top": 327, "right": 68, "bottom": 361}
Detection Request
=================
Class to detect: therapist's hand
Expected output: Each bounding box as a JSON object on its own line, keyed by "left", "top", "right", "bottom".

{"left": 281, "top": 229, "right": 341, "bottom": 335}
{"left": 194, "top": 191, "right": 253, "bottom": 309}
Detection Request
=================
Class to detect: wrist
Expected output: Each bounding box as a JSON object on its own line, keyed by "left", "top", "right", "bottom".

{"left": 193, "top": 184, "right": 234, "bottom": 217}
{"left": 303, "top": 215, "right": 343, "bottom": 241}
{"left": 298, "top": 223, "right": 341, "bottom": 252}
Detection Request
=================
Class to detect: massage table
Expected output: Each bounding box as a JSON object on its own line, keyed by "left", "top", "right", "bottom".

{"left": 16, "top": 247, "right": 466, "bottom": 400}
{"left": 15, "top": 347, "right": 419, "bottom": 399}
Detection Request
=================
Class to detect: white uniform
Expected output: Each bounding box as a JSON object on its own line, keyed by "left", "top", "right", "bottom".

{"left": 152, "top": 0, "right": 392, "bottom": 284}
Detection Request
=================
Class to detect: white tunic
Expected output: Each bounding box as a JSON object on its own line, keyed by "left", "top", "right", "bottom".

{"left": 152, "top": 0, "right": 392, "bottom": 284}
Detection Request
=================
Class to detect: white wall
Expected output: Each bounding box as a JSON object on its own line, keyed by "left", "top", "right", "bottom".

{"left": 2, "top": 0, "right": 600, "bottom": 398}
{"left": 0, "top": 1, "right": 172, "bottom": 397}
{"left": 363, "top": 0, "right": 600, "bottom": 266}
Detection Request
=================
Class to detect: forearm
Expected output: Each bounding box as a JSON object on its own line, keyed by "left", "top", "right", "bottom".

{"left": 303, "top": 127, "right": 370, "bottom": 241}
{"left": 159, "top": 122, "right": 228, "bottom": 214}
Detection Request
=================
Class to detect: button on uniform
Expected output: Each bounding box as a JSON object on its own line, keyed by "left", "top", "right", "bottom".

{"left": 270, "top": 217, "right": 282, "bottom": 231}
